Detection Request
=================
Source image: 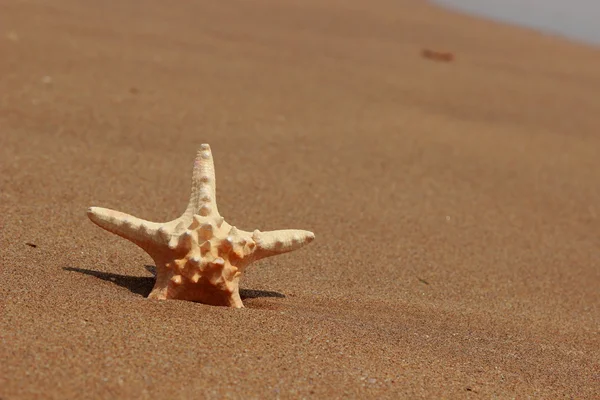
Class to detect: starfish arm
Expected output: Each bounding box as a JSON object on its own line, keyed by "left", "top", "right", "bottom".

{"left": 87, "top": 207, "right": 166, "bottom": 252}
{"left": 184, "top": 144, "right": 219, "bottom": 219}
{"left": 251, "top": 229, "right": 315, "bottom": 261}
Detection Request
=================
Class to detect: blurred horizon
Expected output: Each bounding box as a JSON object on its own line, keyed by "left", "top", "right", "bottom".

{"left": 433, "top": 0, "right": 600, "bottom": 46}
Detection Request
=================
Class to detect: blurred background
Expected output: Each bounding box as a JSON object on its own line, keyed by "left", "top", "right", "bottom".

{"left": 434, "top": 0, "right": 600, "bottom": 45}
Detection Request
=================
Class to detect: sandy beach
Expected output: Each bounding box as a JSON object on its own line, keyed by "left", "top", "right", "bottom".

{"left": 1, "top": 0, "right": 599, "bottom": 398}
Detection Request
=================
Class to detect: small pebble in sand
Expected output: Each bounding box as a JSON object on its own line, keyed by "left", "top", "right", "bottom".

{"left": 41, "top": 76, "right": 53, "bottom": 84}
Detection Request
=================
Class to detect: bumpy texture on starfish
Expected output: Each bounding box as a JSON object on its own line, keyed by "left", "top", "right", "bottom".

{"left": 87, "top": 144, "right": 315, "bottom": 308}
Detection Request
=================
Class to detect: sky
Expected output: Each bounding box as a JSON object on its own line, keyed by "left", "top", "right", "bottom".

{"left": 433, "top": 0, "right": 600, "bottom": 46}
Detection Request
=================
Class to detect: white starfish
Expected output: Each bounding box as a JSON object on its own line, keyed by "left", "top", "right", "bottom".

{"left": 87, "top": 144, "right": 315, "bottom": 308}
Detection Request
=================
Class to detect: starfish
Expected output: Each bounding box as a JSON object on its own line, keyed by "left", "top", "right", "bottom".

{"left": 87, "top": 144, "right": 315, "bottom": 308}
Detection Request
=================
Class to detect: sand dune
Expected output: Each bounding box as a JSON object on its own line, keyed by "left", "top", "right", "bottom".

{"left": 1, "top": 0, "right": 599, "bottom": 398}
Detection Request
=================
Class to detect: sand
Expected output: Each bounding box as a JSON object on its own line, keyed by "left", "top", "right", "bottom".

{"left": 1, "top": 0, "right": 599, "bottom": 398}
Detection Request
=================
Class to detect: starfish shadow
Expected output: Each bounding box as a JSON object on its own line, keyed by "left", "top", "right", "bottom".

{"left": 64, "top": 266, "right": 286, "bottom": 300}
{"left": 239, "top": 288, "right": 286, "bottom": 300}
{"left": 63, "top": 267, "right": 154, "bottom": 297}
